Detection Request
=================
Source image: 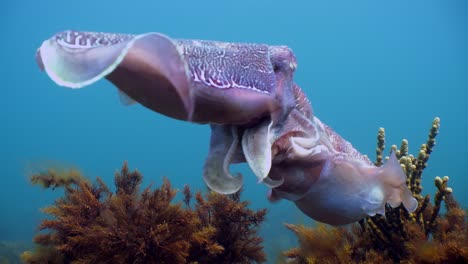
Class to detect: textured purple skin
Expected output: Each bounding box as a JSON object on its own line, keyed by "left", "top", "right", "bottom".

{"left": 37, "top": 30, "right": 296, "bottom": 124}
{"left": 36, "top": 30, "right": 417, "bottom": 225}
{"left": 177, "top": 39, "right": 276, "bottom": 93}
{"left": 174, "top": 39, "right": 297, "bottom": 125}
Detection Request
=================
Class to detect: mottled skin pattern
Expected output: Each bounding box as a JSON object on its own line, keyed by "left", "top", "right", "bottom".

{"left": 177, "top": 39, "right": 276, "bottom": 93}
{"left": 54, "top": 31, "right": 134, "bottom": 48}
{"left": 36, "top": 30, "right": 417, "bottom": 225}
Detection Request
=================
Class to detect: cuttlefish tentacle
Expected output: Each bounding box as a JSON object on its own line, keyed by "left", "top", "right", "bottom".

{"left": 203, "top": 125, "right": 243, "bottom": 194}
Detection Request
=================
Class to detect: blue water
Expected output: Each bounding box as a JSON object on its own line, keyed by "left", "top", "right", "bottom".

{"left": 2, "top": 0, "right": 467, "bottom": 260}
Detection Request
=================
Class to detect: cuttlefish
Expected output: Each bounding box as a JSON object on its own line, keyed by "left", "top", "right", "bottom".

{"left": 36, "top": 30, "right": 417, "bottom": 225}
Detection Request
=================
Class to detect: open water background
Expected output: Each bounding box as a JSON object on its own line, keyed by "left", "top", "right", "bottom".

{"left": 1, "top": 0, "right": 467, "bottom": 261}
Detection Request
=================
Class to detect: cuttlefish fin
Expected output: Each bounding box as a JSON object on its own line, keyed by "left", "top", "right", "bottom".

{"left": 377, "top": 152, "right": 418, "bottom": 213}
{"left": 203, "top": 125, "right": 243, "bottom": 194}
{"left": 36, "top": 31, "right": 193, "bottom": 121}
{"left": 36, "top": 31, "right": 134, "bottom": 88}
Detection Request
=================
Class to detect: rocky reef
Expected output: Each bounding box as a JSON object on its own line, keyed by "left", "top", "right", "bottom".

{"left": 22, "top": 163, "right": 267, "bottom": 264}
{"left": 283, "top": 117, "right": 468, "bottom": 264}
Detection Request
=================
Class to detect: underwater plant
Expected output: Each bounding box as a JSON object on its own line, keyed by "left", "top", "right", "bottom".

{"left": 22, "top": 162, "right": 266, "bottom": 263}
{"left": 283, "top": 117, "right": 468, "bottom": 264}
{"left": 184, "top": 186, "right": 267, "bottom": 263}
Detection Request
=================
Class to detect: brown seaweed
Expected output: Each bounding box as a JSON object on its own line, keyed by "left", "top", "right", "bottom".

{"left": 283, "top": 117, "right": 468, "bottom": 264}
{"left": 22, "top": 162, "right": 266, "bottom": 264}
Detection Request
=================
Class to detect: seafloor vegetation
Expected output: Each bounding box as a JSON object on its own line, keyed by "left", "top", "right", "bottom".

{"left": 21, "top": 163, "right": 266, "bottom": 264}
{"left": 14, "top": 117, "right": 467, "bottom": 263}
{"left": 283, "top": 117, "right": 468, "bottom": 264}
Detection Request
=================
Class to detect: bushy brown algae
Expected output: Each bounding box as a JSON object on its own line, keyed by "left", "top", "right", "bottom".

{"left": 283, "top": 117, "right": 468, "bottom": 264}
{"left": 22, "top": 162, "right": 266, "bottom": 264}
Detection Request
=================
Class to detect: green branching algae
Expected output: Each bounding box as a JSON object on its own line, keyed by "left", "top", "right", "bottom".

{"left": 283, "top": 117, "right": 468, "bottom": 264}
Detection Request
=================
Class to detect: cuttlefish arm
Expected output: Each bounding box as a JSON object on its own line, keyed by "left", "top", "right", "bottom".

{"left": 203, "top": 125, "right": 245, "bottom": 194}
{"left": 36, "top": 30, "right": 297, "bottom": 125}
{"left": 242, "top": 84, "right": 313, "bottom": 186}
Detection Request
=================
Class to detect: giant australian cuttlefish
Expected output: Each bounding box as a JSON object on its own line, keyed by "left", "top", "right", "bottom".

{"left": 36, "top": 30, "right": 417, "bottom": 225}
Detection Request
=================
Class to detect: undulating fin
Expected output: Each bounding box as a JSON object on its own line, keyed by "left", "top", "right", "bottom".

{"left": 36, "top": 31, "right": 193, "bottom": 121}
{"left": 36, "top": 30, "right": 135, "bottom": 88}
{"left": 118, "top": 89, "right": 137, "bottom": 105}
{"left": 378, "top": 152, "right": 418, "bottom": 213}
{"left": 203, "top": 125, "right": 243, "bottom": 194}
{"left": 105, "top": 33, "right": 193, "bottom": 121}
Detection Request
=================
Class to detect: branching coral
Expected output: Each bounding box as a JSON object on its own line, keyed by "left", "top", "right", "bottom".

{"left": 22, "top": 162, "right": 267, "bottom": 264}
{"left": 283, "top": 117, "right": 468, "bottom": 264}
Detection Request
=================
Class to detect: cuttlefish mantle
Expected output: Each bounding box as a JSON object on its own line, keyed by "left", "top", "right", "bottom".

{"left": 36, "top": 30, "right": 417, "bottom": 225}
